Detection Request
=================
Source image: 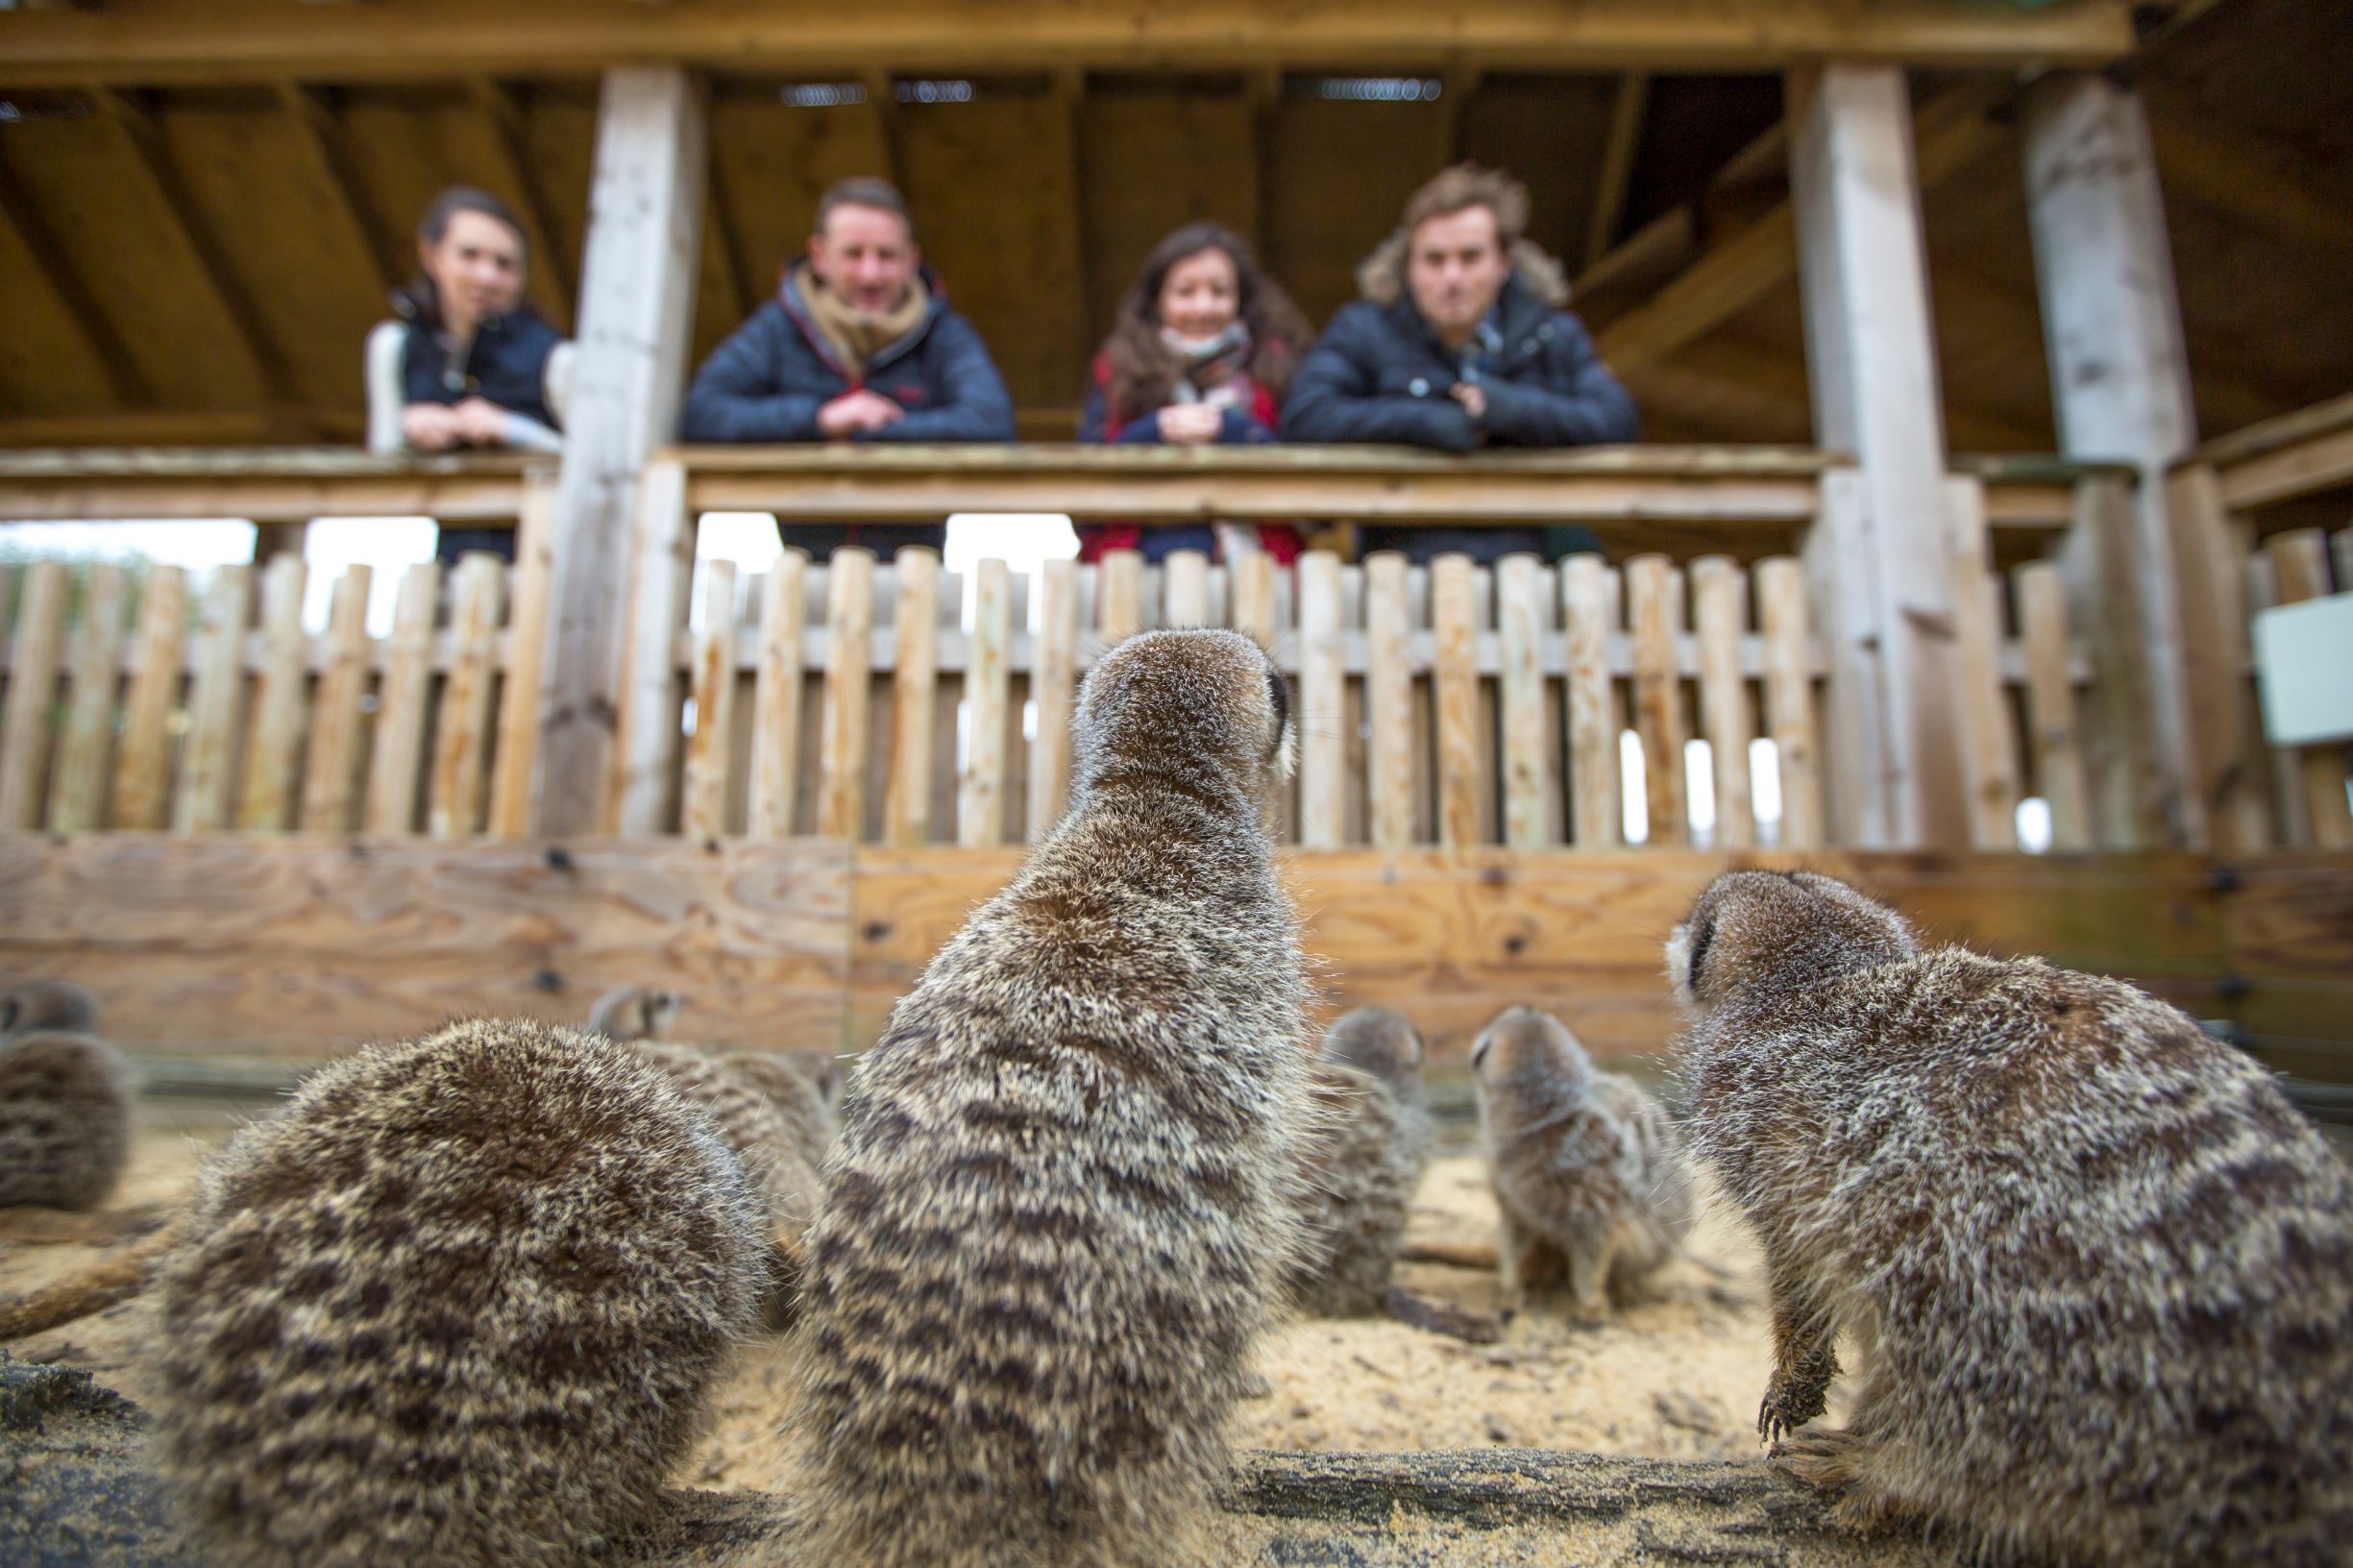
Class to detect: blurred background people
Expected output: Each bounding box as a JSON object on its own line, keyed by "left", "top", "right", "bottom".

{"left": 1284, "top": 164, "right": 1637, "bottom": 563}
{"left": 680, "top": 176, "right": 1015, "bottom": 555}
{"left": 365, "top": 186, "right": 574, "bottom": 563}
{"left": 1077, "top": 222, "right": 1313, "bottom": 564}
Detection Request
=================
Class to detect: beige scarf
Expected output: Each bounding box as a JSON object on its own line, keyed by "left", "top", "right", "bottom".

{"left": 797, "top": 262, "right": 929, "bottom": 377}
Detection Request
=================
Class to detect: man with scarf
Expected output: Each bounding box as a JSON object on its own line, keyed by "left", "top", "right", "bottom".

{"left": 679, "top": 177, "right": 1017, "bottom": 553}
{"left": 1284, "top": 163, "right": 1638, "bottom": 564}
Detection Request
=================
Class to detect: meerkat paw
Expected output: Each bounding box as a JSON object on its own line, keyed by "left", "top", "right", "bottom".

{"left": 1770, "top": 1424, "right": 1862, "bottom": 1491}
{"left": 1756, "top": 1376, "right": 1830, "bottom": 1444}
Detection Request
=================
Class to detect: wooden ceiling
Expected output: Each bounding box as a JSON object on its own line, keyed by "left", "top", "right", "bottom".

{"left": 0, "top": 0, "right": 2341, "bottom": 454}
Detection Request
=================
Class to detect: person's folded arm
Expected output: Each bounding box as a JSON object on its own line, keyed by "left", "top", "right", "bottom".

{"left": 678, "top": 313, "right": 825, "bottom": 442}
{"left": 1477, "top": 320, "right": 1640, "bottom": 447}
{"left": 865, "top": 314, "right": 1017, "bottom": 441}
{"left": 1281, "top": 325, "right": 1477, "bottom": 452}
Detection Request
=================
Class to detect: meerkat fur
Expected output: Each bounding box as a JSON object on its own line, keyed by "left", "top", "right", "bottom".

{"left": 1668, "top": 870, "right": 2353, "bottom": 1567}
{"left": 145, "top": 1018, "right": 767, "bottom": 1568}
{"left": 0, "top": 979, "right": 97, "bottom": 1040}
{"left": 0, "top": 1028, "right": 135, "bottom": 1212}
{"left": 1288, "top": 1007, "right": 1435, "bottom": 1316}
{"left": 785, "top": 628, "right": 1311, "bottom": 1568}
{"left": 1471, "top": 1005, "right": 1694, "bottom": 1320}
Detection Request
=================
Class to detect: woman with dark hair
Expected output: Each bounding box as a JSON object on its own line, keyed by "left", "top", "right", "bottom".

{"left": 365, "top": 187, "right": 574, "bottom": 559}
{"left": 1077, "top": 223, "right": 1313, "bottom": 564}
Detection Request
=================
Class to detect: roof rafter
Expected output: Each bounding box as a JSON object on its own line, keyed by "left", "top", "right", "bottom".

{"left": 0, "top": 152, "right": 156, "bottom": 407}
{"left": 462, "top": 76, "right": 578, "bottom": 329}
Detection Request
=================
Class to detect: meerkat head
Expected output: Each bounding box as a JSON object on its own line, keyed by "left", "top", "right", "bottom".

{"left": 1469, "top": 1006, "right": 1595, "bottom": 1098}
{"left": 586, "top": 985, "right": 687, "bottom": 1042}
{"left": 0, "top": 980, "right": 96, "bottom": 1039}
{"left": 1320, "top": 1006, "right": 1424, "bottom": 1085}
{"left": 1072, "top": 628, "right": 1296, "bottom": 802}
{"left": 1667, "top": 870, "right": 1918, "bottom": 1015}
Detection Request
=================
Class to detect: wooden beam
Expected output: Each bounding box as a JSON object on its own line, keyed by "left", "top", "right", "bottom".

{"left": 1597, "top": 77, "right": 2007, "bottom": 377}
{"left": 1789, "top": 63, "right": 1967, "bottom": 850}
{"left": 0, "top": 154, "right": 153, "bottom": 406}
{"left": 702, "top": 133, "right": 753, "bottom": 327}
{"left": 1584, "top": 71, "right": 1648, "bottom": 268}
{"left": 1056, "top": 68, "right": 1092, "bottom": 389}
{"left": 462, "top": 76, "right": 577, "bottom": 328}
{"left": 86, "top": 85, "right": 292, "bottom": 405}
{"left": 274, "top": 81, "right": 404, "bottom": 297}
{"left": 2022, "top": 72, "right": 2201, "bottom": 849}
{"left": 2144, "top": 107, "right": 2353, "bottom": 257}
{"left": 861, "top": 69, "right": 907, "bottom": 201}
{"left": 534, "top": 66, "right": 708, "bottom": 837}
{"left": 1433, "top": 67, "right": 1480, "bottom": 171}
{"left": 0, "top": 1, "right": 2145, "bottom": 87}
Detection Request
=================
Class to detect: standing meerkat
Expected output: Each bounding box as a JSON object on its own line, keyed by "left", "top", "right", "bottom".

{"left": 1668, "top": 870, "right": 2353, "bottom": 1567}
{"left": 1287, "top": 1006, "right": 1435, "bottom": 1316}
{"left": 1471, "top": 1005, "right": 1694, "bottom": 1320}
{"left": 1, "top": 979, "right": 97, "bottom": 1039}
{"left": 145, "top": 1019, "right": 767, "bottom": 1568}
{"left": 0, "top": 1027, "right": 134, "bottom": 1211}
{"left": 785, "top": 628, "right": 1309, "bottom": 1568}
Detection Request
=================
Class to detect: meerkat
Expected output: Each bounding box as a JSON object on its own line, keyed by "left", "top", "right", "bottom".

{"left": 1287, "top": 1007, "right": 1435, "bottom": 1316}
{"left": 0, "top": 979, "right": 96, "bottom": 1039}
{"left": 1667, "top": 870, "right": 2353, "bottom": 1567}
{"left": 586, "top": 982, "right": 686, "bottom": 1043}
{"left": 1471, "top": 1005, "right": 1694, "bottom": 1321}
{"left": 144, "top": 1018, "right": 768, "bottom": 1568}
{"left": 0, "top": 1027, "right": 134, "bottom": 1211}
{"left": 784, "top": 627, "right": 1309, "bottom": 1568}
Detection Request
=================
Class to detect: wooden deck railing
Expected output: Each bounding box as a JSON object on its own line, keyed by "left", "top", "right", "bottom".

{"left": 2168, "top": 392, "right": 2353, "bottom": 851}
{"left": 0, "top": 443, "right": 2166, "bottom": 849}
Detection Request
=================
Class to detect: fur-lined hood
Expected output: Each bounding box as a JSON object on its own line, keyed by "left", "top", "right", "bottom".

{"left": 1354, "top": 233, "right": 1571, "bottom": 309}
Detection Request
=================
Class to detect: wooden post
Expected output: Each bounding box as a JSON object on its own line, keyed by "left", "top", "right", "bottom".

{"left": 487, "top": 469, "right": 557, "bottom": 837}
{"left": 1298, "top": 551, "right": 1347, "bottom": 848}
{"left": 611, "top": 457, "right": 694, "bottom": 835}
{"left": 1628, "top": 553, "right": 1687, "bottom": 846}
{"left": 112, "top": 566, "right": 187, "bottom": 833}
{"left": 430, "top": 553, "right": 506, "bottom": 840}
{"left": 2014, "top": 560, "right": 2093, "bottom": 850}
{"left": 0, "top": 561, "right": 69, "bottom": 831}
{"left": 1789, "top": 63, "right": 1967, "bottom": 849}
{"left": 1690, "top": 555, "right": 1755, "bottom": 848}
{"left": 680, "top": 560, "right": 742, "bottom": 842}
{"left": 2064, "top": 475, "right": 2170, "bottom": 848}
{"left": 1230, "top": 551, "right": 1277, "bottom": 650}
{"left": 174, "top": 565, "right": 252, "bottom": 836}
{"left": 2266, "top": 530, "right": 2353, "bottom": 848}
{"left": 1942, "top": 477, "right": 2020, "bottom": 849}
{"left": 1364, "top": 551, "right": 1415, "bottom": 851}
{"left": 1432, "top": 554, "right": 1481, "bottom": 850}
{"left": 364, "top": 562, "right": 439, "bottom": 836}
{"left": 818, "top": 548, "right": 875, "bottom": 841}
{"left": 1164, "top": 550, "right": 1211, "bottom": 626}
{"left": 748, "top": 550, "right": 809, "bottom": 839}
{"left": 533, "top": 66, "right": 707, "bottom": 836}
{"left": 1098, "top": 550, "right": 1143, "bottom": 643}
{"left": 2164, "top": 461, "right": 2268, "bottom": 850}
{"left": 1028, "top": 558, "right": 1080, "bottom": 842}
{"left": 959, "top": 558, "right": 1012, "bottom": 847}
{"left": 1753, "top": 557, "right": 1825, "bottom": 849}
{"left": 1561, "top": 554, "right": 1618, "bottom": 848}
{"left": 1496, "top": 553, "right": 1553, "bottom": 849}
{"left": 2022, "top": 73, "right": 2202, "bottom": 848}
{"left": 874, "top": 549, "right": 935, "bottom": 846}
{"left": 48, "top": 561, "right": 128, "bottom": 834}
{"left": 236, "top": 553, "right": 309, "bottom": 832}
{"left": 301, "top": 564, "right": 374, "bottom": 833}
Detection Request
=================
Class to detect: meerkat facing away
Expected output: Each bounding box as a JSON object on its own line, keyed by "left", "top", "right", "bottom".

{"left": 145, "top": 1019, "right": 767, "bottom": 1568}
{"left": 0, "top": 1029, "right": 134, "bottom": 1211}
{"left": 1472, "top": 1006, "right": 1693, "bottom": 1320}
{"left": 1287, "top": 1007, "right": 1435, "bottom": 1316}
{"left": 1668, "top": 870, "right": 2353, "bottom": 1567}
{"left": 0, "top": 979, "right": 96, "bottom": 1039}
{"left": 786, "top": 628, "right": 1309, "bottom": 1568}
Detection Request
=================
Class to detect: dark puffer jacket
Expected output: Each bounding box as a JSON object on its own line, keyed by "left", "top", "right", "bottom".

{"left": 1281, "top": 270, "right": 1636, "bottom": 453}
{"left": 678, "top": 266, "right": 1016, "bottom": 444}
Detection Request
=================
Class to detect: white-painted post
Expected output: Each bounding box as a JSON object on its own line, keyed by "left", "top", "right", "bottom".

{"left": 532, "top": 66, "right": 708, "bottom": 837}
{"left": 1788, "top": 62, "right": 1967, "bottom": 849}
{"left": 2022, "top": 72, "right": 2203, "bottom": 849}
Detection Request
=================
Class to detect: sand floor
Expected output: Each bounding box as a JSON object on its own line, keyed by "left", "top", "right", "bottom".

{"left": 4, "top": 1088, "right": 1783, "bottom": 1491}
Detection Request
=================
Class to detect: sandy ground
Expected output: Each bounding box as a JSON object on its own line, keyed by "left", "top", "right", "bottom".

{"left": 3, "top": 1085, "right": 1783, "bottom": 1495}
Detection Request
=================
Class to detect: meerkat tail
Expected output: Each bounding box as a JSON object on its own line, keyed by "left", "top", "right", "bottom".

{"left": 0, "top": 1220, "right": 181, "bottom": 1340}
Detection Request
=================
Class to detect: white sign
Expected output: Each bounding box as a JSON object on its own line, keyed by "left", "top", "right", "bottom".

{"left": 2252, "top": 594, "right": 2353, "bottom": 747}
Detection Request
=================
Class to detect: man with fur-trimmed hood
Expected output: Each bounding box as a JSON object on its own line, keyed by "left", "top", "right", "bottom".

{"left": 1284, "top": 164, "right": 1637, "bottom": 562}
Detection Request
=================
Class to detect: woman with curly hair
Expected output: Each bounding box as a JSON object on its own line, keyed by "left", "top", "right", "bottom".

{"left": 1077, "top": 223, "right": 1313, "bottom": 564}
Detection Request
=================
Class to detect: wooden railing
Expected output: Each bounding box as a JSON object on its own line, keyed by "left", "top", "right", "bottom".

{"left": 2168, "top": 392, "right": 2353, "bottom": 851}
{"left": 0, "top": 444, "right": 2157, "bottom": 849}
